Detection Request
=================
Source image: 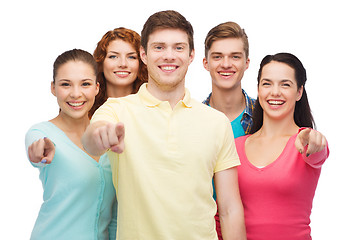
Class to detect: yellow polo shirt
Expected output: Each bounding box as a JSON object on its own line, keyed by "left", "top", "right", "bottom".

{"left": 91, "top": 84, "right": 240, "bottom": 240}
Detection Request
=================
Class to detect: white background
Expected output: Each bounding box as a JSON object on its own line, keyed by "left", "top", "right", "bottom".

{"left": 1, "top": 0, "right": 348, "bottom": 239}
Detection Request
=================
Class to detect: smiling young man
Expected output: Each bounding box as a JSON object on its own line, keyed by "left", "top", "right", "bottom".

{"left": 203, "top": 21, "right": 255, "bottom": 138}
{"left": 82, "top": 11, "right": 246, "bottom": 240}
{"left": 202, "top": 21, "right": 256, "bottom": 240}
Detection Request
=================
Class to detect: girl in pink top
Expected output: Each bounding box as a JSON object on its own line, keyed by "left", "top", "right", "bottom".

{"left": 236, "top": 53, "right": 329, "bottom": 240}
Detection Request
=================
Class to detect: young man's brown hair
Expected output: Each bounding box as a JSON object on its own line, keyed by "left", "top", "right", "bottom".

{"left": 204, "top": 21, "right": 249, "bottom": 58}
{"left": 140, "top": 10, "right": 194, "bottom": 54}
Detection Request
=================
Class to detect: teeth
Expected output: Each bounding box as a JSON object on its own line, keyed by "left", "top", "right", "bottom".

{"left": 161, "top": 66, "right": 176, "bottom": 71}
{"left": 115, "top": 71, "right": 129, "bottom": 75}
{"left": 68, "top": 102, "right": 84, "bottom": 107}
{"left": 219, "top": 72, "right": 233, "bottom": 76}
{"left": 268, "top": 100, "right": 284, "bottom": 105}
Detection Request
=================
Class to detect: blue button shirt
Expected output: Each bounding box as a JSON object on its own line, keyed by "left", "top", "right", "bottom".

{"left": 25, "top": 122, "right": 117, "bottom": 240}
{"left": 203, "top": 89, "right": 255, "bottom": 135}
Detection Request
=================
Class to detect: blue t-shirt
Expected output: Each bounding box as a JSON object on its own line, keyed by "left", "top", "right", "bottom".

{"left": 230, "top": 110, "right": 245, "bottom": 138}
{"left": 25, "top": 121, "right": 117, "bottom": 240}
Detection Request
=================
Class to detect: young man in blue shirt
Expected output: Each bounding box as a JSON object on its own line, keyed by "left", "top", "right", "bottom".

{"left": 203, "top": 21, "right": 256, "bottom": 240}
{"left": 203, "top": 21, "right": 255, "bottom": 138}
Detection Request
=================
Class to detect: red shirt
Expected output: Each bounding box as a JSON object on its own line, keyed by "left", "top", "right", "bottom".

{"left": 235, "top": 133, "right": 329, "bottom": 240}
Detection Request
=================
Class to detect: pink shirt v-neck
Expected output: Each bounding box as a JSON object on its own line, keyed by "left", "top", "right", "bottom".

{"left": 236, "top": 133, "right": 329, "bottom": 240}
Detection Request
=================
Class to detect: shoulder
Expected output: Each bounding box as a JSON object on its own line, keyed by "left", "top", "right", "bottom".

{"left": 28, "top": 121, "right": 50, "bottom": 129}
{"left": 188, "top": 100, "right": 233, "bottom": 140}
{"left": 102, "top": 94, "right": 140, "bottom": 109}
{"left": 25, "top": 122, "right": 57, "bottom": 154}
{"left": 92, "top": 94, "right": 141, "bottom": 122}
{"left": 235, "top": 135, "right": 249, "bottom": 150}
{"left": 104, "top": 94, "right": 136, "bottom": 105}
{"left": 242, "top": 89, "right": 255, "bottom": 101}
{"left": 242, "top": 89, "right": 256, "bottom": 109}
{"left": 190, "top": 100, "right": 232, "bottom": 138}
{"left": 26, "top": 121, "right": 56, "bottom": 136}
{"left": 235, "top": 135, "right": 249, "bottom": 144}
{"left": 191, "top": 99, "right": 227, "bottom": 119}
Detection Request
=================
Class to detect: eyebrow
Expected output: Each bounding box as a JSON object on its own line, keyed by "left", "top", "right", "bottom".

{"left": 261, "top": 78, "right": 294, "bottom": 83}
{"left": 210, "top": 51, "right": 243, "bottom": 55}
{"left": 56, "top": 78, "right": 94, "bottom": 82}
{"left": 150, "top": 42, "right": 188, "bottom": 46}
{"left": 107, "top": 51, "right": 137, "bottom": 55}
{"left": 281, "top": 79, "right": 294, "bottom": 84}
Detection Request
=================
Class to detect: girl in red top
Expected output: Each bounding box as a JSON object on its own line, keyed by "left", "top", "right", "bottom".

{"left": 235, "top": 53, "right": 329, "bottom": 240}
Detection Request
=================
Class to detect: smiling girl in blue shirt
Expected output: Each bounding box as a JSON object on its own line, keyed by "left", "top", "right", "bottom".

{"left": 25, "top": 49, "right": 117, "bottom": 240}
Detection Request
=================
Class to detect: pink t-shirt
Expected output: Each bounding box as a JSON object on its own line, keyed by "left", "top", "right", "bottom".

{"left": 236, "top": 133, "right": 329, "bottom": 240}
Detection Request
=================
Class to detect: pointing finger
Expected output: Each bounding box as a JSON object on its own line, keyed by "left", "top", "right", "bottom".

{"left": 115, "top": 122, "right": 125, "bottom": 142}
{"left": 110, "top": 123, "right": 125, "bottom": 154}
{"left": 42, "top": 138, "right": 55, "bottom": 164}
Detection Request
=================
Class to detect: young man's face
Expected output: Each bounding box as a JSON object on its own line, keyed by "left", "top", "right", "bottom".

{"left": 140, "top": 28, "right": 194, "bottom": 91}
{"left": 203, "top": 38, "right": 249, "bottom": 90}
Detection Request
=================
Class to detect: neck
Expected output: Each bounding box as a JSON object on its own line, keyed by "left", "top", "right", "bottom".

{"left": 210, "top": 85, "right": 245, "bottom": 121}
{"left": 147, "top": 81, "right": 186, "bottom": 109}
{"left": 106, "top": 83, "right": 133, "bottom": 98}
{"left": 256, "top": 115, "right": 299, "bottom": 139}
{"left": 50, "top": 113, "right": 90, "bottom": 136}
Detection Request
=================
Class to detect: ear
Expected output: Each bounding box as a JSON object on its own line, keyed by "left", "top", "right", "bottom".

{"left": 51, "top": 81, "right": 56, "bottom": 96}
{"left": 245, "top": 58, "right": 250, "bottom": 71}
{"left": 203, "top": 57, "right": 209, "bottom": 71}
{"left": 297, "top": 85, "right": 304, "bottom": 101}
{"left": 95, "top": 82, "right": 100, "bottom": 96}
{"left": 140, "top": 46, "right": 147, "bottom": 65}
{"left": 188, "top": 49, "right": 195, "bottom": 65}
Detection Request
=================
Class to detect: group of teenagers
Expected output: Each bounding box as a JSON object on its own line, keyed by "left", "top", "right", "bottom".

{"left": 25, "top": 10, "right": 329, "bottom": 240}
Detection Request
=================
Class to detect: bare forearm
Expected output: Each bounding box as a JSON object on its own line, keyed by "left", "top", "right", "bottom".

{"left": 220, "top": 207, "right": 246, "bottom": 240}
{"left": 215, "top": 168, "right": 246, "bottom": 240}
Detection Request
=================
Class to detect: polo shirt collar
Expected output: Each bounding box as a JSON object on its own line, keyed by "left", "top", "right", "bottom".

{"left": 181, "top": 88, "right": 192, "bottom": 108}
{"left": 139, "top": 83, "right": 192, "bottom": 108}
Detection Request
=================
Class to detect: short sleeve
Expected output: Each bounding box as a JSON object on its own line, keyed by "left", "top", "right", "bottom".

{"left": 214, "top": 117, "right": 241, "bottom": 173}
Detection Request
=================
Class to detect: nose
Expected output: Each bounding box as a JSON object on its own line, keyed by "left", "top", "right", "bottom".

{"left": 163, "top": 47, "right": 175, "bottom": 61}
{"left": 118, "top": 56, "right": 127, "bottom": 68}
{"left": 271, "top": 85, "right": 281, "bottom": 96}
{"left": 222, "top": 56, "right": 231, "bottom": 68}
{"left": 70, "top": 85, "right": 82, "bottom": 98}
